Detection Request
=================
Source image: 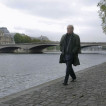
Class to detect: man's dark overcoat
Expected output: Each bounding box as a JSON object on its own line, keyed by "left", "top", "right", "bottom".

{"left": 59, "top": 33, "right": 81, "bottom": 66}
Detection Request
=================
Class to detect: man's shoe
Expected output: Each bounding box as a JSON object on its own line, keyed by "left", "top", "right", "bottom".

{"left": 62, "top": 83, "right": 68, "bottom": 86}
{"left": 71, "top": 79, "right": 76, "bottom": 82}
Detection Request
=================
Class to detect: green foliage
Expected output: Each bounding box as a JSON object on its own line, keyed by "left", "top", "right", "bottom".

{"left": 32, "top": 38, "right": 41, "bottom": 42}
{"left": 14, "top": 33, "right": 52, "bottom": 43}
{"left": 47, "top": 45, "right": 60, "bottom": 50}
{"left": 56, "top": 45, "right": 60, "bottom": 50}
{"left": 14, "top": 33, "right": 23, "bottom": 43}
{"left": 98, "top": 0, "right": 106, "bottom": 34}
{"left": 47, "top": 46, "right": 55, "bottom": 50}
{"left": 14, "top": 33, "right": 32, "bottom": 43}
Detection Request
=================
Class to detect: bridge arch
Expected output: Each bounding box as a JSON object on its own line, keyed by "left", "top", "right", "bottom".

{"left": 0, "top": 47, "right": 21, "bottom": 53}
{"left": 81, "top": 45, "right": 101, "bottom": 48}
{"left": 29, "top": 44, "right": 57, "bottom": 53}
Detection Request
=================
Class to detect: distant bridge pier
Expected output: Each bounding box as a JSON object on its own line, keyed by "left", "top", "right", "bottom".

{"left": 14, "top": 48, "right": 29, "bottom": 53}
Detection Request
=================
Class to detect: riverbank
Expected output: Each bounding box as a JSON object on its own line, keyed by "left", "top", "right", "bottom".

{"left": 0, "top": 62, "right": 106, "bottom": 106}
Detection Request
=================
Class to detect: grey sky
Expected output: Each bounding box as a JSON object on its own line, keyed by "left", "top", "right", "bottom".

{"left": 0, "top": 0, "right": 106, "bottom": 42}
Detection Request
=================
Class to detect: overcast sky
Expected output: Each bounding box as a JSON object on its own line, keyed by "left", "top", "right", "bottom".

{"left": 0, "top": 0, "right": 106, "bottom": 42}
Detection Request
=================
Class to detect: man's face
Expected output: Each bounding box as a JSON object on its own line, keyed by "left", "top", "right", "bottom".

{"left": 67, "top": 26, "right": 73, "bottom": 34}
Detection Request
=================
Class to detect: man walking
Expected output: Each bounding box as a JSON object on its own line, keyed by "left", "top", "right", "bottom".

{"left": 59, "top": 25, "right": 81, "bottom": 85}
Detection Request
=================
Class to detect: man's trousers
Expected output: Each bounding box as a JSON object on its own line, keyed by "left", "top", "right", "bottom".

{"left": 64, "top": 53, "right": 76, "bottom": 84}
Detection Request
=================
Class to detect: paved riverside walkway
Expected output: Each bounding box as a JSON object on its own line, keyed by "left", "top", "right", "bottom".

{"left": 0, "top": 62, "right": 106, "bottom": 106}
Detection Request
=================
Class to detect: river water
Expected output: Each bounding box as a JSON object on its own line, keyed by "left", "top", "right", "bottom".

{"left": 0, "top": 51, "right": 106, "bottom": 98}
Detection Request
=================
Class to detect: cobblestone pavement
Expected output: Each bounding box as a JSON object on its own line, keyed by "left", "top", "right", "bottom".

{"left": 0, "top": 62, "right": 106, "bottom": 106}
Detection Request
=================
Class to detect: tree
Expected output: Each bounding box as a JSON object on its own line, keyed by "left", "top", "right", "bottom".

{"left": 98, "top": 0, "right": 106, "bottom": 34}
{"left": 32, "top": 38, "right": 41, "bottom": 42}
{"left": 22, "top": 35, "right": 32, "bottom": 43}
{"left": 14, "top": 33, "right": 32, "bottom": 43}
{"left": 14, "top": 33, "right": 53, "bottom": 43}
{"left": 14, "top": 33, "right": 23, "bottom": 43}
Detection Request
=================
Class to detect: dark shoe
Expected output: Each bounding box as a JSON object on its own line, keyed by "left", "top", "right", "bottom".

{"left": 62, "top": 83, "right": 68, "bottom": 85}
{"left": 71, "top": 79, "right": 76, "bottom": 82}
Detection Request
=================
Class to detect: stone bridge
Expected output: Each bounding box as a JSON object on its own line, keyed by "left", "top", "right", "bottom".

{"left": 0, "top": 42, "right": 106, "bottom": 53}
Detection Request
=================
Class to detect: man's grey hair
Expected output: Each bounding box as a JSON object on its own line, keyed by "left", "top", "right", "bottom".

{"left": 67, "top": 25, "right": 74, "bottom": 30}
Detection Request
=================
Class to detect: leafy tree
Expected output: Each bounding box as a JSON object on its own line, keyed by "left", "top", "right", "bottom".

{"left": 32, "top": 38, "right": 41, "bottom": 42}
{"left": 14, "top": 33, "right": 52, "bottom": 43}
{"left": 22, "top": 35, "right": 32, "bottom": 43}
{"left": 14, "top": 33, "right": 31, "bottom": 43}
{"left": 14, "top": 33, "right": 23, "bottom": 43}
{"left": 98, "top": 0, "right": 106, "bottom": 34}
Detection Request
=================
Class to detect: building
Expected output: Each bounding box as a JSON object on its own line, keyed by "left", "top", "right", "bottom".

{"left": 37, "top": 35, "right": 50, "bottom": 41}
{"left": 0, "top": 27, "right": 15, "bottom": 45}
